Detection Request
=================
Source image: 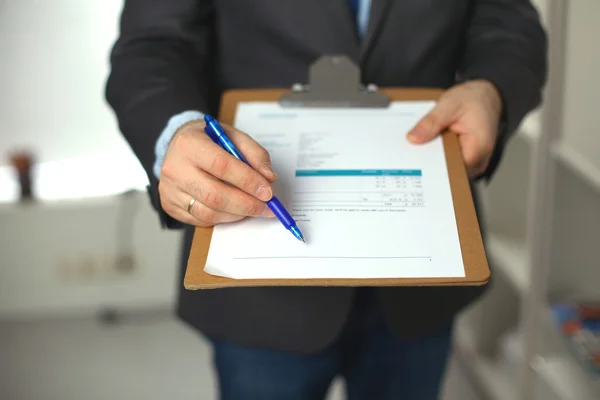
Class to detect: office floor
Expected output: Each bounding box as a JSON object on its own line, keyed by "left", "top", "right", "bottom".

{"left": 0, "top": 310, "right": 480, "bottom": 400}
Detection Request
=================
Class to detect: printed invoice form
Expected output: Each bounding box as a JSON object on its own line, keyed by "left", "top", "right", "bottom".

{"left": 204, "top": 101, "right": 465, "bottom": 280}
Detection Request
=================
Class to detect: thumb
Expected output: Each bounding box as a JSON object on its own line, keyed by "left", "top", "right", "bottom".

{"left": 407, "top": 101, "right": 459, "bottom": 144}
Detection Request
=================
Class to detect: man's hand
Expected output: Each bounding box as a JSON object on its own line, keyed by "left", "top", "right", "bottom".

{"left": 158, "top": 120, "right": 277, "bottom": 227}
{"left": 407, "top": 80, "right": 503, "bottom": 177}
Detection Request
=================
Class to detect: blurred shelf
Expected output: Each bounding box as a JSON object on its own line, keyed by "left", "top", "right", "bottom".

{"left": 532, "top": 354, "right": 600, "bottom": 400}
{"left": 518, "top": 109, "right": 543, "bottom": 144}
{"left": 454, "top": 322, "right": 516, "bottom": 400}
{"left": 554, "top": 144, "right": 600, "bottom": 194}
{"left": 547, "top": 159, "right": 600, "bottom": 299}
{"left": 0, "top": 190, "right": 147, "bottom": 214}
{"left": 536, "top": 305, "right": 600, "bottom": 399}
{"left": 0, "top": 153, "right": 148, "bottom": 203}
{"left": 486, "top": 232, "right": 530, "bottom": 294}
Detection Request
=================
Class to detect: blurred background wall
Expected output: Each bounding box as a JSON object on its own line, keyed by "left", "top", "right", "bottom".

{"left": 1, "top": 0, "right": 598, "bottom": 399}
{"left": 0, "top": 0, "right": 181, "bottom": 320}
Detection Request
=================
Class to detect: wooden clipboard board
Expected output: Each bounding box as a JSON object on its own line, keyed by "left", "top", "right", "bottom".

{"left": 184, "top": 56, "right": 490, "bottom": 290}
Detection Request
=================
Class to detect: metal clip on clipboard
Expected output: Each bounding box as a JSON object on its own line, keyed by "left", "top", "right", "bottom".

{"left": 278, "top": 55, "right": 390, "bottom": 108}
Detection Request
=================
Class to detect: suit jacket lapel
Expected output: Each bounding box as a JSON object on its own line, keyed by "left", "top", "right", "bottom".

{"left": 360, "top": 0, "right": 392, "bottom": 61}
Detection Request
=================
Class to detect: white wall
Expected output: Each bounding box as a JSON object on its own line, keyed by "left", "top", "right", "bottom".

{"left": 559, "top": 0, "right": 600, "bottom": 169}
{"left": 0, "top": 0, "right": 128, "bottom": 165}
{"left": 0, "top": 0, "right": 182, "bottom": 320}
{"left": 0, "top": 0, "right": 148, "bottom": 202}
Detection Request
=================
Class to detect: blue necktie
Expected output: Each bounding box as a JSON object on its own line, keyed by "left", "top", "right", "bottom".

{"left": 350, "top": 0, "right": 359, "bottom": 21}
{"left": 349, "top": 0, "right": 359, "bottom": 21}
{"left": 349, "top": 0, "right": 368, "bottom": 38}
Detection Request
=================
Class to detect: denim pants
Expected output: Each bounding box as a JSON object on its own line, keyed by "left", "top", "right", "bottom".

{"left": 208, "top": 289, "right": 453, "bottom": 400}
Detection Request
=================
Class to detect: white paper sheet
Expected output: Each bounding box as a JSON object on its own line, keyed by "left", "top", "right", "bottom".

{"left": 204, "top": 101, "right": 465, "bottom": 279}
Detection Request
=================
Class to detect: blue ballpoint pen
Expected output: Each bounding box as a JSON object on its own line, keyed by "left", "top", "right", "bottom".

{"left": 203, "top": 114, "right": 305, "bottom": 243}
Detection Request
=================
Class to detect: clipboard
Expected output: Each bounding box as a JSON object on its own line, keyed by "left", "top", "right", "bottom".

{"left": 184, "top": 55, "right": 490, "bottom": 290}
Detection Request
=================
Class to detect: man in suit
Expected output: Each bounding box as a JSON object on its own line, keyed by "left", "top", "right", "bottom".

{"left": 106, "top": 1, "right": 547, "bottom": 398}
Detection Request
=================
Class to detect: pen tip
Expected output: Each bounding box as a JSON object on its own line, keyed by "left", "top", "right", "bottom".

{"left": 290, "top": 225, "right": 305, "bottom": 243}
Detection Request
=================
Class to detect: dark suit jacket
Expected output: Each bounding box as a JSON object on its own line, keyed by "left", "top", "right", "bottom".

{"left": 105, "top": 0, "right": 547, "bottom": 353}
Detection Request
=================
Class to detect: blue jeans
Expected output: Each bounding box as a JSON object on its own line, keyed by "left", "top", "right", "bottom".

{"left": 209, "top": 289, "right": 453, "bottom": 400}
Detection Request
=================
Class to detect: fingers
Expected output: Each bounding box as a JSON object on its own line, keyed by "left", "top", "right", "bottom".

{"left": 182, "top": 190, "right": 246, "bottom": 227}
{"left": 160, "top": 122, "right": 280, "bottom": 228}
{"left": 163, "top": 151, "right": 275, "bottom": 218}
{"left": 405, "top": 81, "right": 502, "bottom": 178}
{"left": 197, "top": 145, "right": 275, "bottom": 202}
{"left": 159, "top": 174, "right": 273, "bottom": 228}
{"left": 182, "top": 169, "right": 275, "bottom": 218}
{"left": 170, "top": 205, "right": 228, "bottom": 228}
{"left": 158, "top": 180, "right": 206, "bottom": 226}
{"left": 407, "top": 98, "right": 460, "bottom": 144}
{"left": 223, "top": 125, "right": 278, "bottom": 182}
{"left": 166, "top": 200, "right": 243, "bottom": 228}
{"left": 169, "top": 127, "right": 275, "bottom": 202}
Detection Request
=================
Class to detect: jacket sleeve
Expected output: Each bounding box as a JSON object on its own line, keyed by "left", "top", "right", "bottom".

{"left": 459, "top": 0, "right": 548, "bottom": 180}
{"left": 105, "top": 0, "right": 215, "bottom": 229}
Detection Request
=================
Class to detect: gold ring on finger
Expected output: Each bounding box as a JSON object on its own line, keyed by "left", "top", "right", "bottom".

{"left": 187, "top": 198, "right": 196, "bottom": 214}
